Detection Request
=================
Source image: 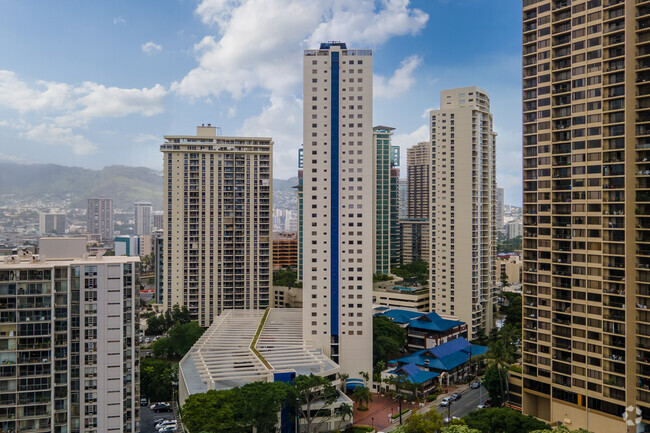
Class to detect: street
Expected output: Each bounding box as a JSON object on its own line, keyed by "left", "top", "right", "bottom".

{"left": 435, "top": 386, "right": 489, "bottom": 421}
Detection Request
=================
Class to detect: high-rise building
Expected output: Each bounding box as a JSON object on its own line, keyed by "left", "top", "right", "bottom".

{"left": 429, "top": 87, "right": 497, "bottom": 339}
{"left": 152, "top": 211, "right": 164, "bottom": 231}
{"left": 399, "top": 218, "right": 430, "bottom": 265}
{"left": 373, "top": 126, "right": 400, "bottom": 274}
{"left": 153, "top": 230, "right": 164, "bottom": 305}
{"left": 39, "top": 212, "right": 66, "bottom": 235}
{"left": 407, "top": 141, "right": 431, "bottom": 220}
{"left": 520, "top": 2, "right": 650, "bottom": 430}
{"left": 302, "top": 42, "right": 373, "bottom": 377}
{"left": 399, "top": 177, "right": 408, "bottom": 219}
{"left": 86, "top": 198, "right": 113, "bottom": 244}
{"left": 496, "top": 187, "right": 505, "bottom": 232}
{"left": 297, "top": 151, "right": 304, "bottom": 281}
{"left": 134, "top": 201, "right": 152, "bottom": 236}
{"left": 161, "top": 125, "right": 272, "bottom": 326}
{"left": 0, "top": 237, "right": 139, "bottom": 433}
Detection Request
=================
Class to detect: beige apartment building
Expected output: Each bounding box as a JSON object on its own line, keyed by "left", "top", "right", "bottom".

{"left": 161, "top": 126, "right": 272, "bottom": 327}
{"left": 521, "top": 1, "right": 650, "bottom": 431}
{"left": 400, "top": 218, "right": 430, "bottom": 264}
{"left": 302, "top": 42, "right": 374, "bottom": 378}
{"left": 429, "top": 87, "right": 497, "bottom": 340}
{"left": 407, "top": 141, "right": 431, "bottom": 219}
{"left": 0, "top": 238, "right": 139, "bottom": 433}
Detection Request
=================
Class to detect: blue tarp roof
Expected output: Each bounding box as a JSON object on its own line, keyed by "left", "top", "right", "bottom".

{"left": 394, "top": 337, "right": 488, "bottom": 372}
{"left": 389, "top": 363, "right": 440, "bottom": 384}
{"left": 375, "top": 309, "right": 464, "bottom": 332}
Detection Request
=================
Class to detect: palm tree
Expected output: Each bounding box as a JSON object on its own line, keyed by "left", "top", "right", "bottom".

{"left": 337, "top": 403, "right": 354, "bottom": 429}
{"left": 483, "top": 339, "right": 514, "bottom": 405}
{"left": 358, "top": 370, "right": 370, "bottom": 386}
{"left": 339, "top": 373, "right": 349, "bottom": 392}
{"left": 352, "top": 386, "right": 372, "bottom": 411}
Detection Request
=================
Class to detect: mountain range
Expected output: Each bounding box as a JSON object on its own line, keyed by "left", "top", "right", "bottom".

{"left": 0, "top": 162, "right": 297, "bottom": 211}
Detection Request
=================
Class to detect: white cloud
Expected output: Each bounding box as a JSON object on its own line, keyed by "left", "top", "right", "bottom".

{"left": 174, "top": 0, "right": 428, "bottom": 100}
{"left": 0, "top": 70, "right": 167, "bottom": 152}
{"left": 141, "top": 41, "right": 162, "bottom": 54}
{"left": 113, "top": 17, "right": 126, "bottom": 25}
{"left": 22, "top": 123, "right": 98, "bottom": 155}
{"left": 374, "top": 55, "right": 422, "bottom": 99}
{"left": 134, "top": 133, "right": 160, "bottom": 143}
{"left": 421, "top": 107, "right": 434, "bottom": 119}
{"left": 0, "top": 152, "right": 36, "bottom": 165}
{"left": 238, "top": 96, "right": 302, "bottom": 178}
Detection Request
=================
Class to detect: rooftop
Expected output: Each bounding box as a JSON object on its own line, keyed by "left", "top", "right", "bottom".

{"left": 179, "top": 309, "right": 339, "bottom": 396}
{"left": 394, "top": 337, "right": 488, "bottom": 372}
{"left": 376, "top": 308, "right": 465, "bottom": 332}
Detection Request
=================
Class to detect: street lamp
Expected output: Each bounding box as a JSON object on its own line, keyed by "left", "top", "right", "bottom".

{"left": 371, "top": 417, "right": 374, "bottom": 429}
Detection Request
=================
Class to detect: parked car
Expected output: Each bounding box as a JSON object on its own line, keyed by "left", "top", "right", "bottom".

{"left": 159, "top": 427, "right": 177, "bottom": 433}
{"left": 476, "top": 404, "right": 487, "bottom": 409}
{"left": 140, "top": 397, "right": 148, "bottom": 406}
{"left": 157, "top": 420, "right": 176, "bottom": 428}
{"left": 484, "top": 398, "right": 493, "bottom": 407}
{"left": 158, "top": 421, "right": 177, "bottom": 432}
{"left": 451, "top": 392, "right": 461, "bottom": 401}
{"left": 471, "top": 381, "right": 480, "bottom": 389}
{"left": 153, "top": 402, "right": 171, "bottom": 413}
{"left": 440, "top": 397, "right": 453, "bottom": 407}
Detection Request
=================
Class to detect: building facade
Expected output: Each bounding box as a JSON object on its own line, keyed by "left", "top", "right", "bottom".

{"left": 407, "top": 142, "right": 431, "bottom": 220}
{"left": 496, "top": 187, "right": 505, "bottom": 233}
{"left": 374, "top": 126, "right": 400, "bottom": 274}
{"left": 521, "top": 1, "right": 650, "bottom": 430}
{"left": 399, "top": 178, "right": 408, "bottom": 219}
{"left": 152, "top": 211, "right": 164, "bottom": 232}
{"left": 39, "top": 212, "right": 66, "bottom": 235}
{"left": 134, "top": 202, "right": 152, "bottom": 236}
{"left": 161, "top": 126, "right": 272, "bottom": 327}
{"left": 0, "top": 237, "right": 139, "bottom": 433}
{"left": 429, "top": 87, "right": 497, "bottom": 339}
{"left": 272, "top": 232, "right": 298, "bottom": 270}
{"left": 399, "top": 218, "right": 430, "bottom": 265}
{"left": 86, "top": 198, "right": 113, "bottom": 244}
{"left": 302, "top": 42, "right": 374, "bottom": 377}
{"left": 153, "top": 230, "right": 164, "bottom": 305}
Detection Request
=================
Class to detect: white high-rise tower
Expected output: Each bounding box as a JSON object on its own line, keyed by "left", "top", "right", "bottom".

{"left": 302, "top": 42, "right": 373, "bottom": 377}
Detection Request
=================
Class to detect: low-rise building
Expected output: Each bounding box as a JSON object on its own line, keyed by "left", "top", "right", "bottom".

{"left": 178, "top": 308, "right": 352, "bottom": 432}
{"left": 376, "top": 309, "right": 467, "bottom": 352}
{"left": 496, "top": 254, "right": 522, "bottom": 285}
{"left": 372, "top": 285, "right": 429, "bottom": 312}
{"left": 271, "top": 285, "right": 303, "bottom": 308}
{"left": 388, "top": 337, "right": 487, "bottom": 386}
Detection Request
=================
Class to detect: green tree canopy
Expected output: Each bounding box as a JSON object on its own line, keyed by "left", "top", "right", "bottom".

{"left": 373, "top": 316, "right": 407, "bottom": 365}
{"left": 273, "top": 268, "right": 301, "bottom": 288}
{"left": 145, "top": 304, "right": 192, "bottom": 336}
{"left": 351, "top": 385, "right": 372, "bottom": 410}
{"left": 501, "top": 293, "right": 522, "bottom": 332}
{"left": 391, "top": 260, "right": 428, "bottom": 285}
{"left": 441, "top": 426, "right": 481, "bottom": 433}
{"left": 482, "top": 364, "right": 508, "bottom": 407}
{"left": 180, "top": 381, "right": 292, "bottom": 433}
{"left": 292, "top": 374, "right": 339, "bottom": 433}
{"left": 404, "top": 409, "right": 443, "bottom": 433}
{"left": 152, "top": 321, "right": 205, "bottom": 360}
{"left": 463, "top": 407, "right": 549, "bottom": 433}
{"left": 140, "top": 358, "right": 177, "bottom": 402}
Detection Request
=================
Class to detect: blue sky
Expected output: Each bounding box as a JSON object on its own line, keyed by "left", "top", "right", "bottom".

{"left": 0, "top": 0, "right": 522, "bottom": 205}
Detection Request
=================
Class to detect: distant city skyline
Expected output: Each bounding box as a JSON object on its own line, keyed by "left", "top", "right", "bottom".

{"left": 0, "top": 1, "right": 522, "bottom": 206}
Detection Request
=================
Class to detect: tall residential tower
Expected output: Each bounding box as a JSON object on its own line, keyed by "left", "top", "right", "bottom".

{"left": 429, "top": 87, "right": 497, "bottom": 339}
{"left": 407, "top": 141, "right": 431, "bottom": 219}
{"left": 86, "top": 198, "right": 113, "bottom": 244}
{"left": 161, "top": 126, "right": 272, "bottom": 327}
{"left": 302, "top": 42, "right": 373, "bottom": 377}
{"left": 134, "top": 201, "right": 152, "bottom": 236}
{"left": 521, "top": 1, "right": 650, "bottom": 430}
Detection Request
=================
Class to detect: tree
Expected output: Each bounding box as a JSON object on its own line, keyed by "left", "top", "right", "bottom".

{"left": 463, "top": 407, "right": 549, "bottom": 433}
{"left": 351, "top": 385, "right": 372, "bottom": 411}
{"left": 374, "top": 360, "right": 386, "bottom": 382}
{"left": 151, "top": 337, "right": 174, "bottom": 358}
{"left": 442, "top": 426, "right": 481, "bottom": 433}
{"left": 483, "top": 365, "right": 508, "bottom": 407}
{"left": 404, "top": 409, "right": 443, "bottom": 433}
{"left": 140, "top": 358, "right": 178, "bottom": 402}
{"left": 336, "top": 403, "right": 354, "bottom": 430}
{"left": 500, "top": 272, "right": 509, "bottom": 287}
{"left": 358, "top": 370, "right": 370, "bottom": 385}
{"left": 373, "top": 316, "right": 407, "bottom": 364}
{"left": 391, "top": 260, "right": 428, "bottom": 285}
{"left": 168, "top": 321, "right": 205, "bottom": 357}
{"left": 501, "top": 293, "right": 522, "bottom": 333}
{"left": 339, "top": 373, "right": 349, "bottom": 392}
{"left": 235, "top": 381, "right": 292, "bottom": 433}
{"left": 292, "top": 374, "right": 339, "bottom": 433}
{"left": 181, "top": 389, "right": 238, "bottom": 433}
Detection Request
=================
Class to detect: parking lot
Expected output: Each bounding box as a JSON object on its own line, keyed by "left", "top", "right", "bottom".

{"left": 140, "top": 405, "right": 175, "bottom": 433}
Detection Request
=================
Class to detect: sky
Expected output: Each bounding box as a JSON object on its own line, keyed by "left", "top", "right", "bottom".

{"left": 0, "top": 0, "right": 523, "bottom": 206}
